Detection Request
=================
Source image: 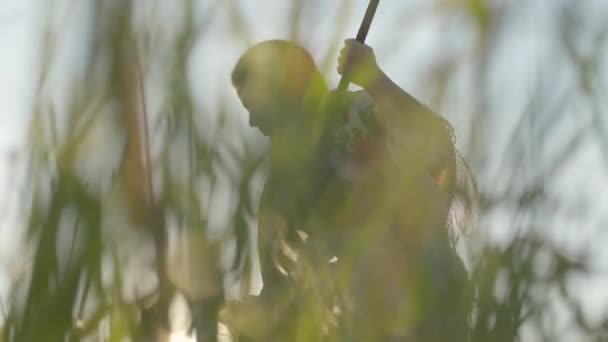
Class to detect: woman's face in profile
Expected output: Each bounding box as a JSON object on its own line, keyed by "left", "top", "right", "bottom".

{"left": 234, "top": 53, "right": 313, "bottom": 137}
{"left": 235, "top": 74, "right": 278, "bottom": 136}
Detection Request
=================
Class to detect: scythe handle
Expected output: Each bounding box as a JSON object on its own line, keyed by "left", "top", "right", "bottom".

{"left": 337, "top": 0, "right": 380, "bottom": 94}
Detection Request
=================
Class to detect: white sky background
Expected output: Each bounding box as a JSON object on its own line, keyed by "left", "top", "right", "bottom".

{"left": 1, "top": 0, "right": 608, "bottom": 340}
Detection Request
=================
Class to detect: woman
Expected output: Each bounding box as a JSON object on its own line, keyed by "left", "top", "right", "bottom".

{"left": 230, "top": 39, "right": 477, "bottom": 341}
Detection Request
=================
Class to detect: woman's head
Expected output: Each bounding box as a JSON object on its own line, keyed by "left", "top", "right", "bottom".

{"left": 232, "top": 40, "right": 327, "bottom": 136}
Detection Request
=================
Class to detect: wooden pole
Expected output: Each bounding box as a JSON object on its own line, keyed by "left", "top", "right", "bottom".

{"left": 336, "top": 0, "right": 380, "bottom": 95}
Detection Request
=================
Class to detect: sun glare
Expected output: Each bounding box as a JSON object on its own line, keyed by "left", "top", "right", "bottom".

{"left": 169, "top": 330, "right": 196, "bottom": 342}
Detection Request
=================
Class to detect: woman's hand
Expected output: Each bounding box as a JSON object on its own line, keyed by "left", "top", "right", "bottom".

{"left": 337, "top": 39, "right": 381, "bottom": 89}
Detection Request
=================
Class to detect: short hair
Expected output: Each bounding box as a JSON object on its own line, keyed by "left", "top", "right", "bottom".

{"left": 231, "top": 40, "right": 323, "bottom": 95}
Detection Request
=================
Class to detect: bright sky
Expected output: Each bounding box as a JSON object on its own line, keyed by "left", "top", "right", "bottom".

{"left": 1, "top": 0, "right": 608, "bottom": 340}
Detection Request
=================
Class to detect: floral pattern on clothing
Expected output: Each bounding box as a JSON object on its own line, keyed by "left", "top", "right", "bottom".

{"left": 330, "top": 91, "right": 383, "bottom": 181}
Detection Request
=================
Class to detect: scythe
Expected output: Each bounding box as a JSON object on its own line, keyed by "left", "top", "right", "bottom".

{"left": 336, "top": 0, "right": 381, "bottom": 95}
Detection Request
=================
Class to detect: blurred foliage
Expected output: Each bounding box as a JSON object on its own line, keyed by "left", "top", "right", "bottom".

{"left": 1, "top": 0, "right": 608, "bottom": 341}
